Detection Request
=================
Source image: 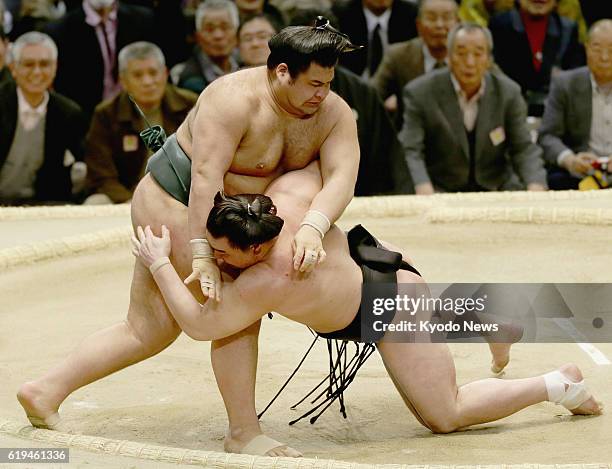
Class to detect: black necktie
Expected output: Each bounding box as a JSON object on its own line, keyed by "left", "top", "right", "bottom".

{"left": 369, "top": 23, "right": 383, "bottom": 76}
{"left": 434, "top": 60, "right": 446, "bottom": 70}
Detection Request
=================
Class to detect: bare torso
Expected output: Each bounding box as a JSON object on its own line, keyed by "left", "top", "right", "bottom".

{"left": 235, "top": 164, "right": 363, "bottom": 333}
{"left": 175, "top": 67, "right": 342, "bottom": 196}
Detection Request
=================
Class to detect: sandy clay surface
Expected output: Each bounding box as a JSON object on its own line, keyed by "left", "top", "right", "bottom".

{"left": 1, "top": 194, "right": 611, "bottom": 467}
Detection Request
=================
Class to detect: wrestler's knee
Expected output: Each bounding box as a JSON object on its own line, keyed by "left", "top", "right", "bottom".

{"left": 213, "top": 319, "right": 261, "bottom": 347}
{"left": 424, "top": 416, "right": 460, "bottom": 434}
{"left": 125, "top": 314, "right": 181, "bottom": 355}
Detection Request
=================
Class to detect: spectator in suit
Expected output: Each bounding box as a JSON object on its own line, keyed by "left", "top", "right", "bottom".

{"left": 489, "top": 0, "right": 585, "bottom": 116}
{"left": 84, "top": 42, "right": 198, "bottom": 204}
{"left": 0, "top": 32, "right": 86, "bottom": 204}
{"left": 538, "top": 20, "right": 612, "bottom": 190}
{"left": 400, "top": 23, "right": 547, "bottom": 195}
{"left": 45, "top": 0, "right": 155, "bottom": 120}
{"left": 173, "top": 0, "right": 239, "bottom": 94}
{"left": 371, "top": 0, "right": 458, "bottom": 121}
{"left": 0, "top": 23, "right": 12, "bottom": 84}
{"left": 332, "top": 0, "right": 418, "bottom": 78}
{"left": 288, "top": 7, "right": 414, "bottom": 195}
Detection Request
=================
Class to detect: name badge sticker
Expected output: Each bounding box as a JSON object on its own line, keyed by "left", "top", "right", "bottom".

{"left": 123, "top": 135, "right": 139, "bottom": 152}
{"left": 489, "top": 126, "right": 506, "bottom": 146}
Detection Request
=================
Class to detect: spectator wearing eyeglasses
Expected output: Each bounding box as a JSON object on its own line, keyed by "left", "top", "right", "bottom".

{"left": 238, "top": 13, "right": 279, "bottom": 68}
{"left": 0, "top": 31, "right": 87, "bottom": 204}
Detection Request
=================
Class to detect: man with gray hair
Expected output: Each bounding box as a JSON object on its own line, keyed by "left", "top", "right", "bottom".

{"left": 0, "top": 31, "right": 86, "bottom": 204}
{"left": 538, "top": 19, "right": 612, "bottom": 190}
{"left": 84, "top": 41, "right": 198, "bottom": 204}
{"left": 371, "top": 0, "right": 459, "bottom": 127}
{"left": 173, "top": 0, "right": 240, "bottom": 94}
{"left": 400, "top": 23, "right": 548, "bottom": 194}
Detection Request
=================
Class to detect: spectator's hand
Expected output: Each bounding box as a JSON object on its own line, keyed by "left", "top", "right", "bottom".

{"left": 131, "top": 225, "right": 171, "bottom": 269}
{"left": 527, "top": 183, "right": 547, "bottom": 192}
{"left": 384, "top": 95, "right": 398, "bottom": 113}
{"left": 566, "top": 152, "right": 598, "bottom": 176}
{"left": 293, "top": 225, "right": 326, "bottom": 273}
{"left": 184, "top": 239, "right": 222, "bottom": 301}
{"left": 415, "top": 182, "right": 435, "bottom": 195}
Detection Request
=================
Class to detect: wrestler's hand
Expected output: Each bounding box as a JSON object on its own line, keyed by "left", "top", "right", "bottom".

{"left": 131, "top": 225, "right": 171, "bottom": 269}
{"left": 292, "top": 225, "right": 326, "bottom": 273}
{"left": 184, "top": 240, "right": 222, "bottom": 301}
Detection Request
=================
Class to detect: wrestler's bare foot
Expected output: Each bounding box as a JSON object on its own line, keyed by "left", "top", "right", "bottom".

{"left": 17, "top": 381, "right": 63, "bottom": 429}
{"left": 558, "top": 363, "right": 603, "bottom": 415}
{"left": 488, "top": 323, "right": 524, "bottom": 374}
{"left": 224, "top": 428, "right": 302, "bottom": 457}
{"left": 489, "top": 342, "right": 512, "bottom": 374}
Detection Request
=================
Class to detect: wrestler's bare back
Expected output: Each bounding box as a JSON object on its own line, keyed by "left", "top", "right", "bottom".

{"left": 222, "top": 163, "right": 363, "bottom": 334}
{"left": 175, "top": 66, "right": 345, "bottom": 196}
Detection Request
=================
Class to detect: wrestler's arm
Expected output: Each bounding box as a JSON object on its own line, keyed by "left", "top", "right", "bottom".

{"left": 152, "top": 262, "right": 273, "bottom": 341}
{"left": 186, "top": 81, "right": 251, "bottom": 298}
{"left": 293, "top": 98, "right": 359, "bottom": 271}
{"left": 312, "top": 98, "right": 360, "bottom": 224}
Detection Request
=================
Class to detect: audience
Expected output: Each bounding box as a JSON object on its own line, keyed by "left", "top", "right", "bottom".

{"left": 8, "top": 0, "right": 65, "bottom": 40}
{"left": 173, "top": 0, "right": 239, "bottom": 94}
{"left": 489, "top": 0, "right": 585, "bottom": 116}
{"left": 45, "top": 0, "right": 155, "bottom": 120}
{"left": 0, "top": 0, "right": 607, "bottom": 207}
{"left": 332, "top": 0, "right": 418, "bottom": 78}
{"left": 460, "top": 0, "right": 587, "bottom": 43}
{"left": 0, "top": 31, "right": 86, "bottom": 204}
{"left": 84, "top": 41, "right": 197, "bottom": 204}
{"left": 400, "top": 23, "right": 547, "bottom": 194}
{"left": 371, "top": 0, "right": 458, "bottom": 124}
{"left": 238, "top": 13, "right": 277, "bottom": 67}
{"left": 538, "top": 20, "right": 612, "bottom": 190}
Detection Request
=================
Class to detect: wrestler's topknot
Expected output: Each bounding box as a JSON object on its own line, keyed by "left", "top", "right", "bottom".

{"left": 267, "top": 16, "right": 361, "bottom": 78}
{"left": 207, "top": 192, "right": 284, "bottom": 250}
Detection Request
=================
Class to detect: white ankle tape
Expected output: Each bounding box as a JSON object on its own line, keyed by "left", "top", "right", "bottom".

{"left": 544, "top": 371, "right": 566, "bottom": 403}
{"left": 543, "top": 370, "right": 589, "bottom": 410}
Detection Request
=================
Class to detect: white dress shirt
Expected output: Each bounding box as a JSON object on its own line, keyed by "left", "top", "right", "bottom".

{"left": 17, "top": 87, "right": 49, "bottom": 131}
{"left": 362, "top": 6, "right": 391, "bottom": 78}
{"left": 450, "top": 73, "right": 486, "bottom": 132}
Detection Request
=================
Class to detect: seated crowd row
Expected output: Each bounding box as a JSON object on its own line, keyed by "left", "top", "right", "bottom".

{"left": 0, "top": 0, "right": 610, "bottom": 205}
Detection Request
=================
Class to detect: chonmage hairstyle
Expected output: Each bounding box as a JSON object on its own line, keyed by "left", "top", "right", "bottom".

{"left": 267, "top": 16, "right": 361, "bottom": 78}
{"left": 206, "top": 192, "right": 285, "bottom": 250}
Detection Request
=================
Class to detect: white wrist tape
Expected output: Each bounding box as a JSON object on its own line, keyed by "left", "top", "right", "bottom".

{"left": 149, "top": 257, "right": 171, "bottom": 275}
{"left": 300, "top": 210, "right": 331, "bottom": 238}
{"left": 190, "top": 238, "right": 214, "bottom": 259}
